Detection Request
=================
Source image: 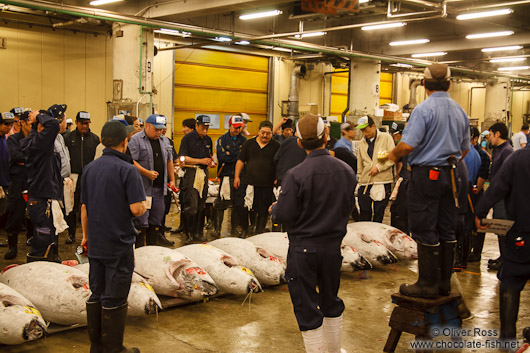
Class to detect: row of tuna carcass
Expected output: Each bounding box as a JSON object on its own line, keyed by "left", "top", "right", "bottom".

{"left": 0, "top": 222, "right": 417, "bottom": 345}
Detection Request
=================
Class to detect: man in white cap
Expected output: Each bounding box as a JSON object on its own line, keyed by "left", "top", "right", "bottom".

{"left": 333, "top": 121, "right": 355, "bottom": 153}
{"left": 271, "top": 113, "right": 356, "bottom": 353}
{"left": 388, "top": 63, "right": 469, "bottom": 299}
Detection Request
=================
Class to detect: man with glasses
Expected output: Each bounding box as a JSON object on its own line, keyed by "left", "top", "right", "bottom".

{"left": 234, "top": 120, "right": 280, "bottom": 236}
{"left": 129, "top": 114, "right": 175, "bottom": 247}
{"left": 64, "top": 111, "right": 100, "bottom": 245}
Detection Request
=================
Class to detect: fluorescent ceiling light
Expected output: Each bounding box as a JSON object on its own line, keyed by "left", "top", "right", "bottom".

{"left": 154, "top": 29, "right": 191, "bottom": 37}
{"left": 390, "top": 63, "right": 413, "bottom": 68}
{"left": 362, "top": 22, "right": 405, "bottom": 31}
{"left": 239, "top": 10, "right": 282, "bottom": 20}
{"left": 295, "top": 32, "right": 326, "bottom": 39}
{"left": 272, "top": 47, "right": 292, "bottom": 53}
{"left": 457, "top": 8, "right": 512, "bottom": 20}
{"left": 490, "top": 57, "right": 526, "bottom": 63}
{"left": 236, "top": 40, "right": 250, "bottom": 45}
{"left": 498, "top": 66, "right": 530, "bottom": 71}
{"left": 359, "top": 0, "right": 369, "bottom": 3}
{"left": 411, "top": 52, "right": 447, "bottom": 58}
{"left": 466, "top": 31, "right": 514, "bottom": 39}
{"left": 481, "top": 45, "right": 522, "bottom": 52}
{"left": 389, "top": 39, "right": 429, "bottom": 46}
{"left": 89, "top": 0, "right": 122, "bottom": 5}
{"left": 215, "top": 37, "right": 232, "bottom": 42}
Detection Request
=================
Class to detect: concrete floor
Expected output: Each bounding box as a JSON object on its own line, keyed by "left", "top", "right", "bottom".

{"left": 1, "top": 206, "right": 529, "bottom": 353}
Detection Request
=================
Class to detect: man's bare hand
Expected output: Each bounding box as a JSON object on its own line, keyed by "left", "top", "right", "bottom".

{"left": 146, "top": 170, "right": 159, "bottom": 181}
{"left": 368, "top": 165, "right": 379, "bottom": 176}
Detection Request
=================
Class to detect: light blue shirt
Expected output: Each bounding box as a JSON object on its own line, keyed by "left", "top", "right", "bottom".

{"left": 333, "top": 137, "right": 353, "bottom": 153}
{"left": 402, "top": 91, "right": 470, "bottom": 166}
{"left": 463, "top": 144, "right": 480, "bottom": 184}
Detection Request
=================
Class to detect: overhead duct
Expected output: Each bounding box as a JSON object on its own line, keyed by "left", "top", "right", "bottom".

{"left": 408, "top": 79, "right": 423, "bottom": 109}
{"left": 288, "top": 65, "right": 306, "bottom": 118}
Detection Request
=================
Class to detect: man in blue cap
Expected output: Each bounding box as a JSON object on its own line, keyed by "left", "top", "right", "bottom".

{"left": 21, "top": 109, "right": 66, "bottom": 262}
{"left": 63, "top": 110, "right": 99, "bottom": 245}
{"left": 129, "top": 114, "right": 175, "bottom": 247}
{"left": 81, "top": 120, "right": 145, "bottom": 353}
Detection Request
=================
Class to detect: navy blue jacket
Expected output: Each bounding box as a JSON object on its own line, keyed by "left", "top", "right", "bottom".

{"left": 216, "top": 132, "right": 246, "bottom": 178}
{"left": 490, "top": 141, "right": 513, "bottom": 182}
{"left": 0, "top": 134, "right": 9, "bottom": 187}
{"left": 63, "top": 128, "right": 100, "bottom": 174}
{"left": 475, "top": 149, "right": 530, "bottom": 263}
{"left": 8, "top": 131, "right": 28, "bottom": 182}
{"left": 81, "top": 148, "right": 146, "bottom": 259}
{"left": 271, "top": 148, "right": 356, "bottom": 247}
{"left": 21, "top": 114, "right": 62, "bottom": 200}
{"left": 474, "top": 144, "right": 490, "bottom": 181}
{"left": 274, "top": 136, "right": 306, "bottom": 182}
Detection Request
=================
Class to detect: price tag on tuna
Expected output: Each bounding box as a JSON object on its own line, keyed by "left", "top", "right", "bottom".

{"left": 269, "top": 256, "right": 282, "bottom": 264}
{"left": 186, "top": 267, "right": 207, "bottom": 275}
{"left": 241, "top": 267, "right": 254, "bottom": 276}
{"left": 24, "top": 306, "right": 42, "bottom": 318}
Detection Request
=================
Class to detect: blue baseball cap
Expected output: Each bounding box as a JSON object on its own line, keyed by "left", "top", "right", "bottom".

{"left": 48, "top": 104, "right": 67, "bottom": 118}
{"left": 110, "top": 115, "right": 134, "bottom": 134}
{"left": 145, "top": 114, "right": 167, "bottom": 129}
{"left": 196, "top": 115, "right": 211, "bottom": 126}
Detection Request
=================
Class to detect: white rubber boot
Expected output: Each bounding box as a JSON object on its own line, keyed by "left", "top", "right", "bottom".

{"left": 323, "top": 315, "right": 347, "bottom": 353}
{"left": 301, "top": 326, "right": 325, "bottom": 353}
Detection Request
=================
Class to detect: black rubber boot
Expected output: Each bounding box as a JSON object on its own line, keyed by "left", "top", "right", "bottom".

{"left": 4, "top": 233, "right": 18, "bottom": 260}
{"left": 135, "top": 228, "right": 147, "bottom": 248}
{"left": 230, "top": 208, "right": 239, "bottom": 236}
{"left": 248, "top": 211, "right": 257, "bottom": 236}
{"left": 499, "top": 288, "right": 520, "bottom": 348}
{"left": 489, "top": 235, "right": 506, "bottom": 271}
{"left": 213, "top": 210, "right": 224, "bottom": 239}
{"left": 439, "top": 241, "right": 456, "bottom": 296}
{"left": 462, "top": 232, "right": 471, "bottom": 269}
{"left": 145, "top": 226, "right": 156, "bottom": 246}
{"left": 50, "top": 242, "right": 62, "bottom": 263}
{"left": 65, "top": 212, "right": 76, "bottom": 244}
{"left": 101, "top": 303, "right": 140, "bottom": 353}
{"left": 152, "top": 225, "right": 174, "bottom": 247}
{"left": 255, "top": 213, "right": 269, "bottom": 235}
{"left": 400, "top": 242, "right": 440, "bottom": 299}
{"left": 86, "top": 301, "right": 103, "bottom": 353}
{"left": 468, "top": 232, "right": 485, "bottom": 262}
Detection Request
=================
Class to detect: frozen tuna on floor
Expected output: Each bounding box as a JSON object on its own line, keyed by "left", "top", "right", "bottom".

{"left": 134, "top": 246, "right": 217, "bottom": 301}
{"left": 75, "top": 263, "right": 163, "bottom": 316}
{"left": 347, "top": 222, "right": 417, "bottom": 260}
{"left": 343, "top": 229, "right": 398, "bottom": 265}
{"left": 0, "top": 262, "right": 91, "bottom": 325}
{"left": 340, "top": 244, "right": 373, "bottom": 271}
{"left": 177, "top": 244, "right": 262, "bottom": 295}
{"left": 0, "top": 281, "right": 47, "bottom": 345}
{"left": 209, "top": 237, "right": 285, "bottom": 286}
{"left": 248, "top": 232, "right": 372, "bottom": 272}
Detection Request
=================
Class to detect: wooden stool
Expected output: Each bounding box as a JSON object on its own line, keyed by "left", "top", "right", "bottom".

{"left": 383, "top": 293, "right": 463, "bottom": 352}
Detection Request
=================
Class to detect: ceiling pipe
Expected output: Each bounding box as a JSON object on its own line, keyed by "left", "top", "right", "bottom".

{"left": 455, "top": 0, "right": 530, "bottom": 11}
{"left": 1, "top": 0, "right": 528, "bottom": 82}
{"left": 387, "top": 0, "right": 446, "bottom": 18}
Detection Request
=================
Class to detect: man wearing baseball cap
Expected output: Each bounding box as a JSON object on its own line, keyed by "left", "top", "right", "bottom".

{"left": 271, "top": 113, "right": 356, "bottom": 353}
{"left": 3, "top": 111, "right": 33, "bottom": 260}
{"left": 333, "top": 121, "right": 355, "bottom": 153}
{"left": 63, "top": 109, "right": 99, "bottom": 245}
{"left": 0, "top": 112, "right": 15, "bottom": 219}
{"left": 388, "top": 63, "right": 470, "bottom": 299}
{"left": 129, "top": 114, "right": 175, "bottom": 247}
{"left": 213, "top": 115, "right": 246, "bottom": 237}
{"left": 81, "top": 120, "right": 145, "bottom": 353}
{"left": 8, "top": 107, "right": 24, "bottom": 136}
{"left": 178, "top": 115, "right": 216, "bottom": 242}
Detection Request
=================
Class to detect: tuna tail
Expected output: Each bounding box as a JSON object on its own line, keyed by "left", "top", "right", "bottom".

{"left": 144, "top": 297, "right": 163, "bottom": 315}
{"left": 23, "top": 317, "right": 47, "bottom": 341}
{"left": 355, "top": 255, "right": 373, "bottom": 271}
{"left": 248, "top": 278, "right": 262, "bottom": 293}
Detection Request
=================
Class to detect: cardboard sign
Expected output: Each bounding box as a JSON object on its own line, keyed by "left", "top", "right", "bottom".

{"left": 476, "top": 218, "right": 515, "bottom": 236}
{"left": 301, "top": 0, "right": 360, "bottom": 15}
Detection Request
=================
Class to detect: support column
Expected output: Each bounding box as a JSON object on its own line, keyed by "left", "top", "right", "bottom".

{"left": 483, "top": 77, "right": 510, "bottom": 131}
{"left": 111, "top": 23, "right": 154, "bottom": 119}
{"left": 349, "top": 59, "right": 381, "bottom": 125}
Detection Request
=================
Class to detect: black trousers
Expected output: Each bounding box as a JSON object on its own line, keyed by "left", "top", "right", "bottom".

{"left": 285, "top": 244, "right": 344, "bottom": 331}
{"left": 358, "top": 183, "right": 391, "bottom": 223}
{"left": 498, "top": 231, "right": 530, "bottom": 292}
{"left": 88, "top": 247, "right": 134, "bottom": 308}
{"left": 408, "top": 166, "right": 456, "bottom": 245}
{"left": 390, "top": 178, "right": 409, "bottom": 234}
{"left": 181, "top": 168, "right": 208, "bottom": 234}
{"left": 5, "top": 179, "right": 27, "bottom": 234}
{"left": 27, "top": 198, "right": 57, "bottom": 257}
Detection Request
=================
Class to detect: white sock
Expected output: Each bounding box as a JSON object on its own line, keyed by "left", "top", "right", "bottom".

{"left": 323, "top": 315, "right": 346, "bottom": 353}
{"left": 301, "top": 326, "right": 325, "bottom": 353}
